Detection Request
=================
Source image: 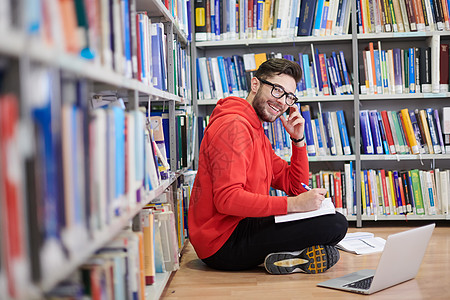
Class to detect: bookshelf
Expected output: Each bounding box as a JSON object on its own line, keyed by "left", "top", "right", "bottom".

{"left": 191, "top": 1, "right": 450, "bottom": 228}
{"left": 0, "top": 0, "right": 194, "bottom": 299}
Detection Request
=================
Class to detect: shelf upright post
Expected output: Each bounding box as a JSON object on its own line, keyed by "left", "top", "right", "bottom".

{"left": 351, "top": 0, "right": 362, "bottom": 227}
{"left": 164, "top": 21, "right": 178, "bottom": 171}
{"left": 190, "top": 0, "right": 199, "bottom": 170}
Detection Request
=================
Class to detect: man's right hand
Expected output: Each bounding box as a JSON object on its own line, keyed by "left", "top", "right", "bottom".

{"left": 286, "top": 188, "right": 328, "bottom": 213}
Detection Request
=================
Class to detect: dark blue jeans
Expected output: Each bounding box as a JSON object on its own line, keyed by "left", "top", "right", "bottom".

{"left": 202, "top": 213, "right": 348, "bottom": 271}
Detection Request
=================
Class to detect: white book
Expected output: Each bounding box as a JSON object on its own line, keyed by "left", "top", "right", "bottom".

{"left": 210, "top": 57, "right": 224, "bottom": 100}
{"left": 275, "top": 198, "right": 335, "bottom": 223}
{"left": 336, "top": 232, "right": 386, "bottom": 255}
{"left": 429, "top": 35, "right": 441, "bottom": 93}
{"left": 344, "top": 163, "right": 353, "bottom": 215}
{"left": 330, "top": 111, "right": 343, "bottom": 156}
{"left": 197, "top": 57, "right": 212, "bottom": 99}
{"left": 440, "top": 171, "right": 449, "bottom": 215}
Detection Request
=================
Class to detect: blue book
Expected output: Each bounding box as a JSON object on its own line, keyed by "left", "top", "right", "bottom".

{"left": 408, "top": 48, "right": 416, "bottom": 93}
{"left": 313, "top": 0, "right": 325, "bottom": 35}
{"left": 373, "top": 50, "right": 383, "bottom": 94}
{"left": 409, "top": 110, "right": 425, "bottom": 154}
{"left": 214, "top": 0, "right": 221, "bottom": 38}
{"left": 122, "top": 0, "right": 132, "bottom": 78}
{"left": 297, "top": 0, "right": 317, "bottom": 36}
{"left": 426, "top": 108, "right": 441, "bottom": 154}
{"left": 223, "top": 57, "right": 235, "bottom": 95}
{"left": 112, "top": 106, "right": 125, "bottom": 201}
{"left": 369, "top": 110, "right": 384, "bottom": 154}
{"left": 301, "top": 106, "right": 316, "bottom": 156}
{"left": 322, "top": 111, "right": 337, "bottom": 155}
{"left": 360, "top": 110, "right": 374, "bottom": 154}
{"left": 196, "top": 59, "right": 204, "bottom": 99}
{"left": 330, "top": 56, "right": 341, "bottom": 95}
{"left": 226, "top": 57, "right": 239, "bottom": 96}
{"left": 217, "top": 56, "right": 230, "bottom": 96}
{"left": 314, "top": 118, "right": 326, "bottom": 156}
{"left": 137, "top": 14, "right": 146, "bottom": 83}
{"left": 376, "top": 111, "right": 390, "bottom": 154}
{"left": 326, "top": 57, "right": 337, "bottom": 95}
{"left": 151, "top": 23, "right": 164, "bottom": 90}
{"left": 256, "top": 0, "right": 264, "bottom": 36}
{"left": 313, "top": 47, "right": 323, "bottom": 94}
{"left": 332, "top": 51, "right": 345, "bottom": 94}
{"left": 297, "top": 53, "right": 306, "bottom": 94}
{"left": 339, "top": 51, "right": 353, "bottom": 94}
{"left": 302, "top": 54, "right": 314, "bottom": 96}
{"left": 336, "top": 110, "right": 351, "bottom": 155}
{"left": 319, "top": 0, "right": 329, "bottom": 34}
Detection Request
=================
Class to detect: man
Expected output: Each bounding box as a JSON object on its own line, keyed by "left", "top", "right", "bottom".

{"left": 188, "top": 58, "right": 348, "bottom": 275}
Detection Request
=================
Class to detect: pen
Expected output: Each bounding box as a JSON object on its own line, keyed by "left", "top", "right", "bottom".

{"left": 301, "top": 182, "right": 311, "bottom": 191}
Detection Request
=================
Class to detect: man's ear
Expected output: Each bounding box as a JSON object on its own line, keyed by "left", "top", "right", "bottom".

{"left": 251, "top": 77, "right": 260, "bottom": 93}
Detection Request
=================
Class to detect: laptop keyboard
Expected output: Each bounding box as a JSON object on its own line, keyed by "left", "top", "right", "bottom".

{"left": 344, "top": 276, "right": 374, "bottom": 290}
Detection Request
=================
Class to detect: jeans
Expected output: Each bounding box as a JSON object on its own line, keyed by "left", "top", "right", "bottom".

{"left": 201, "top": 212, "right": 348, "bottom": 271}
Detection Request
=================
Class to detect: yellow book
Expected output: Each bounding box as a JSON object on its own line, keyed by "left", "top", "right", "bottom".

{"left": 262, "top": 0, "right": 272, "bottom": 34}
{"left": 419, "top": 109, "right": 434, "bottom": 154}
{"left": 400, "top": 108, "right": 419, "bottom": 154}
{"left": 360, "top": 171, "right": 367, "bottom": 215}
{"left": 387, "top": 171, "right": 398, "bottom": 215}
{"left": 142, "top": 209, "right": 155, "bottom": 285}
{"left": 254, "top": 52, "right": 268, "bottom": 69}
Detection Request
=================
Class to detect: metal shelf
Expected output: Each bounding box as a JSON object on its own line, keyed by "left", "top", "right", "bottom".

{"left": 196, "top": 34, "right": 352, "bottom": 48}
{"left": 308, "top": 155, "right": 356, "bottom": 162}
{"left": 361, "top": 154, "right": 450, "bottom": 161}
{"left": 40, "top": 176, "right": 177, "bottom": 293}
{"left": 136, "top": 0, "right": 188, "bottom": 45}
{"left": 360, "top": 93, "right": 449, "bottom": 100}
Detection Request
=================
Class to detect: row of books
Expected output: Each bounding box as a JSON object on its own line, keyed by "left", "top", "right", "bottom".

{"left": 150, "top": 107, "right": 196, "bottom": 170}
{"left": 360, "top": 107, "right": 450, "bottom": 155}
{"left": 196, "top": 47, "right": 353, "bottom": 101}
{"left": 263, "top": 104, "right": 353, "bottom": 159}
{"left": 46, "top": 181, "right": 192, "bottom": 299}
{"left": 1, "top": 1, "right": 192, "bottom": 99}
{"left": 194, "top": 0, "right": 352, "bottom": 41}
{"left": 0, "top": 73, "right": 172, "bottom": 298}
{"left": 358, "top": 168, "right": 450, "bottom": 217}
{"left": 358, "top": 0, "right": 450, "bottom": 34}
{"left": 272, "top": 166, "right": 450, "bottom": 217}
{"left": 359, "top": 40, "right": 450, "bottom": 95}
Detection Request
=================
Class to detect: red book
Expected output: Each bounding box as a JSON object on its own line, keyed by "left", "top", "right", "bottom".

{"left": 0, "top": 94, "right": 26, "bottom": 298}
{"left": 379, "top": 169, "right": 390, "bottom": 215}
{"left": 136, "top": 13, "right": 142, "bottom": 82}
{"left": 319, "top": 54, "right": 330, "bottom": 96}
{"left": 334, "top": 171, "right": 343, "bottom": 211}
{"left": 247, "top": 0, "right": 254, "bottom": 36}
{"left": 381, "top": 110, "right": 396, "bottom": 154}
{"left": 397, "top": 175, "right": 407, "bottom": 209}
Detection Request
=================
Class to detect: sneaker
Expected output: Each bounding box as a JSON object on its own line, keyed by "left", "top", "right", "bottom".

{"left": 264, "top": 245, "right": 340, "bottom": 275}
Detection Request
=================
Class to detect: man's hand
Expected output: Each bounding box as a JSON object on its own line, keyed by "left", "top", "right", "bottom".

{"left": 279, "top": 105, "right": 305, "bottom": 142}
{"left": 287, "top": 188, "right": 328, "bottom": 213}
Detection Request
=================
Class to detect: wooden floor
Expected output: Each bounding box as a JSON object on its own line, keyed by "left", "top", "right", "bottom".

{"left": 161, "top": 223, "right": 450, "bottom": 299}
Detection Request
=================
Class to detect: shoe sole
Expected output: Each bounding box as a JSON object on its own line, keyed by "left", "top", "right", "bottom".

{"left": 264, "top": 245, "right": 339, "bottom": 275}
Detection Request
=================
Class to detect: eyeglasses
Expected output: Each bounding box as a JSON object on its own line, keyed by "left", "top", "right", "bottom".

{"left": 256, "top": 76, "right": 298, "bottom": 106}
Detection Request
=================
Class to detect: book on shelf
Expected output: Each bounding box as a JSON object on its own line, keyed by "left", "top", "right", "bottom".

{"left": 194, "top": 0, "right": 352, "bottom": 41}
{"left": 336, "top": 232, "right": 386, "bottom": 255}
{"left": 274, "top": 198, "right": 336, "bottom": 223}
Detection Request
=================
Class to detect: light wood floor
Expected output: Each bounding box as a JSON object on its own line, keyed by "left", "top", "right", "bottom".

{"left": 161, "top": 224, "right": 450, "bottom": 299}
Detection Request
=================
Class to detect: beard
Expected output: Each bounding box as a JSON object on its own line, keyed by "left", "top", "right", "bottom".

{"left": 252, "top": 88, "right": 286, "bottom": 122}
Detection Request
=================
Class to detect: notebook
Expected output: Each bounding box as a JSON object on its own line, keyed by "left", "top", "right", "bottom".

{"left": 317, "top": 223, "right": 435, "bottom": 295}
{"left": 274, "top": 197, "right": 335, "bottom": 223}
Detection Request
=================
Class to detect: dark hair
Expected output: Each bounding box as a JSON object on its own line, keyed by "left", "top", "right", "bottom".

{"left": 254, "top": 58, "right": 302, "bottom": 83}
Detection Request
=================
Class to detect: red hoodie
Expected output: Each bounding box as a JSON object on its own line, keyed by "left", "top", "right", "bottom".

{"left": 188, "top": 97, "right": 309, "bottom": 259}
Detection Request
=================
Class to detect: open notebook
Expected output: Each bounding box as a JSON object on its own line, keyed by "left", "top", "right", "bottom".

{"left": 274, "top": 197, "right": 335, "bottom": 223}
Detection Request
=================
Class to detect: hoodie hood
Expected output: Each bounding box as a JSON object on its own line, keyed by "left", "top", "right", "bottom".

{"left": 207, "top": 96, "right": 262, "bottom": 130}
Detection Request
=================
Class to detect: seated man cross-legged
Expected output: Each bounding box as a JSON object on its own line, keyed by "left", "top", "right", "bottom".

{"left": 188, "top": 58, "right": 348, "bottom": 274}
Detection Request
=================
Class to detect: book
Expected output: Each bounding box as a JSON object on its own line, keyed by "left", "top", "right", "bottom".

{"left": 274, "top": 198, "right": 336, "bottom": 223}
{"left": 336, "top": 232, "right": 386, "bottom": 255}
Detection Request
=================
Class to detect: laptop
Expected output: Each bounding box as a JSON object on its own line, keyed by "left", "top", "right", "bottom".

{"left": 317, "top": 223, "right": 435, "bottom": 295}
